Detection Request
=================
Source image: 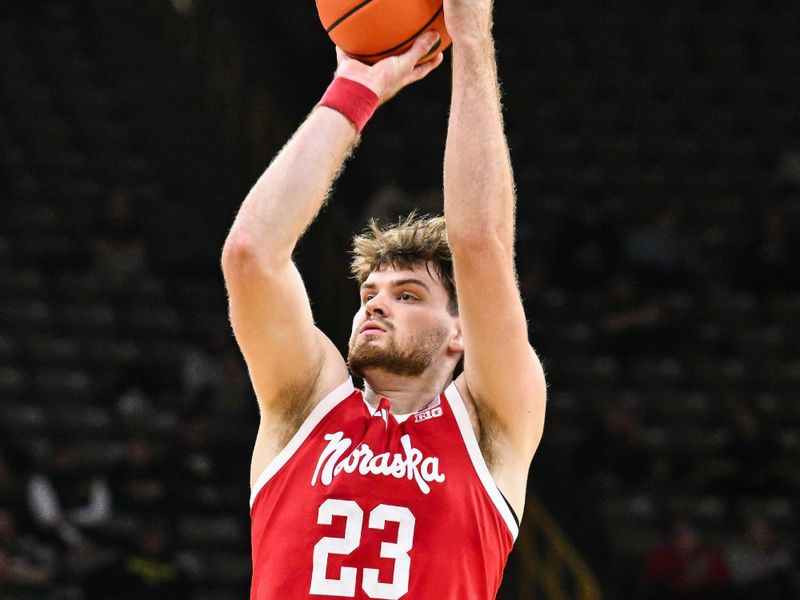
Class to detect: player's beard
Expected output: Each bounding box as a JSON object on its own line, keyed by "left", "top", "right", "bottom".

{"left": 348, "top": 326, "right": 449, "bottom": 378}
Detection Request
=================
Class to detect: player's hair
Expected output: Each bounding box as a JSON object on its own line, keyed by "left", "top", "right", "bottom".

{"left": 351, "top": 213, "right": 457, "bottom": 314}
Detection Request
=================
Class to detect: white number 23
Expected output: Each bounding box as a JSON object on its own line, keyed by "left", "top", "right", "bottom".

{"left": 310, "top": 499, "right": 416, "bottom": 599}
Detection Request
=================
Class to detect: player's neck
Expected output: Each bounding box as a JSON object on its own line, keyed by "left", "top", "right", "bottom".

{"left": 362, "top": 370, "right": 451, "bottom": 415}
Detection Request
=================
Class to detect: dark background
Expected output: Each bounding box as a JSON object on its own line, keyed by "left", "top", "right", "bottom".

{"left": 1, "top": 1, "right": 799, "bottom": 598}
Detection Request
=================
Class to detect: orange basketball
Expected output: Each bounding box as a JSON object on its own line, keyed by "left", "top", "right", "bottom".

{"left": 316, "top": 0, "right": 451, "bottom": 65}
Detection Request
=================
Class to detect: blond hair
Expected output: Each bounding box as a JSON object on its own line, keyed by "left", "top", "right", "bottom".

{"left": 350, "top": 213, "right": 457, "bottom": 314}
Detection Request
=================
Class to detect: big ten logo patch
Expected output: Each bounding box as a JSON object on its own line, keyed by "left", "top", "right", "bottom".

{"left": 414, "top": 406, "right": 443, "bottom": 423}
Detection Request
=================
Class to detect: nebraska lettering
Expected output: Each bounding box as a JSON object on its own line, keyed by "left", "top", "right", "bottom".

{"left": 311, "top": 431, "right": 446, "bottom": 494}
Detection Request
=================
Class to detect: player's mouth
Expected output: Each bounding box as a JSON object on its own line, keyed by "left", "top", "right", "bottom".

{"left": 360, "top": 328, "right": 386, "bottom": 336}
{"left": 359, "top": 321, "right": 388, "bottom": 336}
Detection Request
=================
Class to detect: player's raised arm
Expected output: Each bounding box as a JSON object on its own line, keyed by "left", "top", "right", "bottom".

{"left": 221, "top": 36, "right": 444, "bottom": 416}
{"left": 442, "top": 0, "right": 547, "bottom": 504}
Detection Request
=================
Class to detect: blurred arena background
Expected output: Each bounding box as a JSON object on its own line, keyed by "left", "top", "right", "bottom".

{"left": 1, "top": 1, "right": 799, "bottom": 598}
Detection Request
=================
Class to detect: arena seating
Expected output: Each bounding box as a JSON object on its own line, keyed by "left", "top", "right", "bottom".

{"left": 1, "top": 1, "right": 798, "bottom": 598}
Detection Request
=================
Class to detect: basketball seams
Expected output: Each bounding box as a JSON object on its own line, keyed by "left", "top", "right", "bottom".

{"left": 325, "top": 0, "right": 377, "bottom": 33}
{"left": 347, "top": 5, "right": 444, "bottom": 59}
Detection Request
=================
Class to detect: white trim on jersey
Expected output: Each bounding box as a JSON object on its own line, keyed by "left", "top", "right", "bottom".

{"left": 443, "top": 382, "right": 520, "bottom": 541}
{"left": 250, "top": 377, "right": 356, "bottom": 508}
{"left": 361, "top": 397, "right": 416, "bottom": 424}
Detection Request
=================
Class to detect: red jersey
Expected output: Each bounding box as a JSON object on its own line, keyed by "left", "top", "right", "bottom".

{"left": 250, "top": 378, "right": 519, "bottom": 600}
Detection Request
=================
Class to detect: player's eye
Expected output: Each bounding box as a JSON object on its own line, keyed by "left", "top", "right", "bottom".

{"left": 399, "top": 292, "right": 416, "bottom": 302}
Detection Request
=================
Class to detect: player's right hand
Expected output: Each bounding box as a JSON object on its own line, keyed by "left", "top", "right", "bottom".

{"left": 333, "top": 32, "right": 444, "bottom": 105}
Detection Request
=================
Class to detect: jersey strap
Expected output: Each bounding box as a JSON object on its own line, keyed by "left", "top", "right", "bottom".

{"left": 443, "top": 381, "right": 520, "bottom": 540}
{"left": 249, "top": 377, "right": 355, "bottom": 507}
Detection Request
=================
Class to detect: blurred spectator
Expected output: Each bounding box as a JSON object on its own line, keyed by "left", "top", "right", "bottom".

{"left": 725, "top": 515, "right": 795, "bottom": 599}
{"left": 83, "top": 520, "right": 192, "bottom": 600}
{"left": 0, "top": 507, "right": 56, "bottom": 590}
{"left": 643, "top": 520, "right": 731, "bottom": 599}
{"left": 26, "top": 442, "right": 112, "bottom": 549}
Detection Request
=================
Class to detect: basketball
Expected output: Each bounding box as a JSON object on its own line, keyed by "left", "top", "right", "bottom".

{"left": 316, "top": 0, "right": 451, "bottom": 64}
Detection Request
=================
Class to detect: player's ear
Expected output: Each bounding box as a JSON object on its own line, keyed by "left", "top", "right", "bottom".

{"left": 448, "top": 316, "right": 464, "bottom": 354}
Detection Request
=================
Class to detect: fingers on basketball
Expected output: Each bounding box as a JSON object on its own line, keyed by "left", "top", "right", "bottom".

{"left": 404, "top": 33, "right": 443, "bottom": 77}
{"left": 411, "top": 48, "right": 444, "bottom": 80}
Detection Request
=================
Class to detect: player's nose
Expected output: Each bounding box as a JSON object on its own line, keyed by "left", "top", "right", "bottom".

{"left": 364, "top": 293, "right": 389, "bottom": 318}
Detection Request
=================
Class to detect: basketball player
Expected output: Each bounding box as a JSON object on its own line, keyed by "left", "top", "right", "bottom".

{"left": 222, "top": 0, "right": 546, "bottom": 597}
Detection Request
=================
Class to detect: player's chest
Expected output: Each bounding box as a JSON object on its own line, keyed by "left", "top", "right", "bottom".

{"left": 302, "top": 403, "right": 467, "bottom": 498}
